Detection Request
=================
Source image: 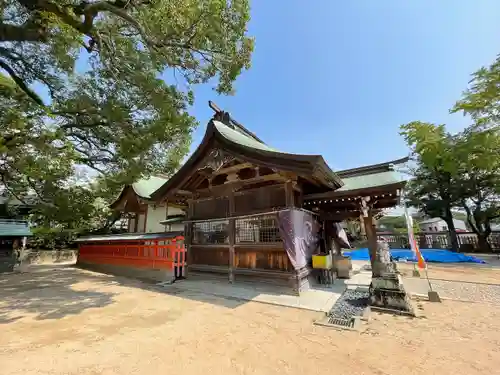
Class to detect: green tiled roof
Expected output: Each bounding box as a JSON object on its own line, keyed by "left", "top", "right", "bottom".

{"left": 336, "top": 171, "right": 404, "bottom": 192}
{"left": 0, "top": 220, "right": 32, "bottom": 237}
{"left": 132, "top": 176, "right": 169, "bottom": 199}
{"left": 159, "top": 215, "right": 185, "bottom": 225}
{"left": 213, "top": 120, "right": 279, "bottom": 152}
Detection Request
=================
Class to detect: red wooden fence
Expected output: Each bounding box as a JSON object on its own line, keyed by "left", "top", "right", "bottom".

{"left": 78, "top": 235, "right": 186, "bottom": 271}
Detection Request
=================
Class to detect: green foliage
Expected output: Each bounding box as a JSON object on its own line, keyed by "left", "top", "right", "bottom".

{"left": 400, "top": 122, "right": 460, "bottom": 226}
{"left": 450, "top": 53, "right": 500, "bottom": 246}
{"left": 29, "top": 227, "right": 79, "bottom": 250}
{"left": 400, "top": 121, "right": 500, "bottom": 251}
{"left": 0, "top": 0, "right": 253, "bottom": 229}
{"left": 453, "top": 54, "right": 500, "bottom": 129}
{"left": 377, "top": 214, "right": 420, "bottom": 234}
{"left": 377, "top": 215, "right": 407, "bottom": 231}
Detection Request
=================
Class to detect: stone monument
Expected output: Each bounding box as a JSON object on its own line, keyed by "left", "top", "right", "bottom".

{"left": 369, "top": 240, "right": 414, "bottom": 314}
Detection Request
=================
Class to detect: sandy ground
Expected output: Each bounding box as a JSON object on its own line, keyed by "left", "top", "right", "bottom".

{"left": 1, "top": 265, "right": 500, "bottom": 375}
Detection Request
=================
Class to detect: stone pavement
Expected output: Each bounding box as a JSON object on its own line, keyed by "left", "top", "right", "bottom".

{"left": 161, "top": 260, "right": 500, "bottom": 312}
{"left": 161, "top": 265, "right": 373, "bottom": 313}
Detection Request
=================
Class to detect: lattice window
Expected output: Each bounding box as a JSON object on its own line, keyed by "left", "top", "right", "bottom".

{"left": 192, "top": 220, "right": 229, "bottom": 244}
{"left": 235, "top": 214, "right": 281, "bottom": 244}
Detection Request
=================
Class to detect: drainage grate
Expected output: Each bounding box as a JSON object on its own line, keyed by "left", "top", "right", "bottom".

{"left": 328, "top": 316, "right": 356, "bottom": 328}
{"left": 328, "top": 289, "right": 370, "bottom": 320}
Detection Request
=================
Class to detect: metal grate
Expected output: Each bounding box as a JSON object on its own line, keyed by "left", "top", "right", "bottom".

{"left": 235, "top": 214, "right": 281, "bottom": 244}
{"left": 192, "top": 220, "right": 229, "bottom": 245}
{"left": 327, "top": 317, "right": 356, "bottom": 328}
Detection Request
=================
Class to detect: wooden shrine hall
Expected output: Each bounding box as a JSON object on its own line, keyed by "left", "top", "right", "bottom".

{"left": 143, "top": 102, "right": 408, "bottom": 292}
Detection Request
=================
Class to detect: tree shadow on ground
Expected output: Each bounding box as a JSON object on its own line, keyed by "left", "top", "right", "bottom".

{"left": 74, "top": 262, "right": 264, "bottom": 309}
{"left": 0, "top": 265, "right": 116, "bottom": 323}
{"left": 106, "top": 274, "right": 252, "bottom": 309}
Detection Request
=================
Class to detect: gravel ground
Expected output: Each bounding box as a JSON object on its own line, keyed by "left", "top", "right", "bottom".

{"left": 328, "top": 289, "right": 369, "bottom": 320}
{"left": 397, "top": 262, "right": 500, "bottom": 285}
{"left": 1, "top": 265, "right": 500, "bottom": 375}
{"left": 396, "top": 262, "right": 500, "bottom": 304}
{"left": 430, "top": 280, "right": 500, "bottom": 304}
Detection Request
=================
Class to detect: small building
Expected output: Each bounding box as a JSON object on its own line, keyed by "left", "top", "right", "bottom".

{"left": 418, "top": 217, "right": 467, "bottom": 232}
{"left": 0, "top": 219, "right": 32, "bottom": 273}
{"left": 110, "top": 176, "right": 186, "bottom": 233}
{"left": 77, "top": 102, "right": 408, "bottom": 292}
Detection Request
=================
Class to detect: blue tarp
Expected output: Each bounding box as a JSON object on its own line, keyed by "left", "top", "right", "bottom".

{"left": 344, "top": 248, "right": 486, "bottom": 264}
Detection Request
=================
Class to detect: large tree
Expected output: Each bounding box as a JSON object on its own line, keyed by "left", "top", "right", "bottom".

{"left": 400, "top": 121, "right": 462, "bottom": 250}
{"left": 400, "top": 121, "right": 500, "bottom": 252}
{"left": 451, "top": 55, "right": 500, "bottom": 250}
{"left": 453, "top": 128, "right": 500, "bottom": 251}
{"left": 0, "top": 0, "right": 253, "bottom": 227}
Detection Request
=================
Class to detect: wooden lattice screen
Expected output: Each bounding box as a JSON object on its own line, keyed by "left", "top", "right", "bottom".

{"left": 192, "top": 197, "right": 229, "bottom": 220}
{"left": 234, "top": 186, "right": 286, "bottom": 215}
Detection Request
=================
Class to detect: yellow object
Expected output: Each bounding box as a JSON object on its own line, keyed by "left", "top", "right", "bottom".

{"left": 312, "top": 254, "right": 332, "bottom": 269}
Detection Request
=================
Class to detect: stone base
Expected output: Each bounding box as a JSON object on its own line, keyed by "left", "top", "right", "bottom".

{"left": 428, "top": 290, "right": 442, "bottom": 302}
{"left": 333, "top": 255, "right": 352, "bottom": 279}
{"left": 369, "top": 273, "right": 415, "bottom": 315}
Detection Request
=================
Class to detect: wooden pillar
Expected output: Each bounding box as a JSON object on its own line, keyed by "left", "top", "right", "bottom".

{"left": 359, "top": 213, "right": 366, "bottom": 236}
{"left": 285, "top": 180, "right": 295, "bottom": 207}
{"left": 185, "top": 200, "right": 194, "bottom": 278}
{"left": 228, "top": 190, "right": 236, "bottom": 283}
{"left": 143, "top": 204, "right": 149, "bottom": 233}
{"left": 134, "top": 212, "right": 139, "bottom": 232}
{"left": 362, "top": 206, "right": 378, "bottom": 272}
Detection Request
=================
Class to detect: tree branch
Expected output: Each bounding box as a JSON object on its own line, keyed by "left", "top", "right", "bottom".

{"left": 0, "top": 22, "right": 48, "bottom": 42}
{"left": 0, "top": 59, "right": 45, "bottom": 106}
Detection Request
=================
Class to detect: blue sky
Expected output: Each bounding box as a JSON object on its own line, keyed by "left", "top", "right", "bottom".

{"left": 188, "top": 0, "right": 500, "bottom": 170}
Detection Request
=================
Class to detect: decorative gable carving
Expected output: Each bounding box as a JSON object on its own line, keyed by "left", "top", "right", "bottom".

{"left": 197, "top": 148, "right": 235, "bottom": 175}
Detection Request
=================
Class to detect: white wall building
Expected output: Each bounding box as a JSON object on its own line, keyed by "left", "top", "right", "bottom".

{"left": 111, "top": 176, "right": 186, "bottom": 234}
{"left": 418, "top": 217, "right": 467, "bottom": 232}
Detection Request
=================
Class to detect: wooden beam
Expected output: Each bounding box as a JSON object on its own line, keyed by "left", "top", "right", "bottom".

{"left": 285, "top": 180, "right": 295, "bottom": 207}
{"left": 196, "top": 173, "right": 287, "bottom": 195}
{"left": 214, "top": 162, "right": 253, "bottom": 176}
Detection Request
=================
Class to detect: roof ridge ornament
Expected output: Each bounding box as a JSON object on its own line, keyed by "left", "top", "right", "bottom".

{"left": 208, "top": 100, "right": 265, "bottom": 144}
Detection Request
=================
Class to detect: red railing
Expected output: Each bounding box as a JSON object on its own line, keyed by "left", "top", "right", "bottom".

{"left": 78, "top": 235, "right": 186, "bottom": 271}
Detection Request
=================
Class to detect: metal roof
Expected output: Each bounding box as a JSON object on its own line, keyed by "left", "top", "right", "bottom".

{"left": 0, "top": 220, "right": 32, "bottom": 237}
{"left": 336, "top": 171, "right": 405, "bottom": 192}
{"left": 132, "top": 176, "right": 169, "bottom": 199}
{"left": 159, "top": 215, "right": 185, "bottom": 225}
{"left": 75, "top": 231, "right": 184, "bottom": 242}
{"left": 213, "top": 120, "right": 279, "bottom": 152}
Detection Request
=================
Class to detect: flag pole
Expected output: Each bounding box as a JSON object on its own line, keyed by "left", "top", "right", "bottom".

{"left": 403, "top": 205, "right": 440, "bottom": 301}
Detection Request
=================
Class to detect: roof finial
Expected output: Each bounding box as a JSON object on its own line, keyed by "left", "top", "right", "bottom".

{"left": 209, "top": 100, "right": 230, "bottom": 123}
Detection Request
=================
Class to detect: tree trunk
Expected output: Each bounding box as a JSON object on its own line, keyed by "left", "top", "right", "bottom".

{"left": 477, "top": 233, "right": 492, "bottom": 253}
{"left": 443, "top": 208, "right": 459, "bottom": 251}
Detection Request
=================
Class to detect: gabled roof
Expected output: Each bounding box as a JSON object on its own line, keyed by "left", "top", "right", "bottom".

{"left": 336, "top": 157, "right": 409, "bottom": 178}
{"left": 131, "top": 176, "right": 169, "bottom": 199}
{"left": 109, "top": 176, "right": 169, "bottom": 209}
{"left": 151, "top": 114, "right": 342, "bottom": 200}
{"left": 336, "top": 170, "right": 404, "bottom": 192}
{"left": 304, "top": 158, "right": 409, "bottom": 200}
